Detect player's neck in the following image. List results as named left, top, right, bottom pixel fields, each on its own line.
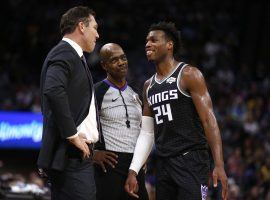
left=106, top=76, right=126, bottom=89
left=155, top=58, right=179, bottom=78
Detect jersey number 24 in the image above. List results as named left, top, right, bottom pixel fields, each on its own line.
left=153, top=104, right=173, bottom=124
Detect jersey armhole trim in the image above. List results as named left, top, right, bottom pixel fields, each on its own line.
left=146, top=76, right=154, bottom=105
left=177, top=64, right=191, bottom=98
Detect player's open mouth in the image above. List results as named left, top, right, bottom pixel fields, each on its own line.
left=146, top=50, right=154, bottom=56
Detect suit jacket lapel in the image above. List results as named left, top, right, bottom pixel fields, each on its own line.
left=81, top=56, right=94, bottom=86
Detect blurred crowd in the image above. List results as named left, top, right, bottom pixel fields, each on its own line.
left=0, top=0, right=269, bottom=199
left=0, top=170, right=50, bottom=200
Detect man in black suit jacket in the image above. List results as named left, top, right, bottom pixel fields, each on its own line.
left=38, top=6, right=100, bottom=200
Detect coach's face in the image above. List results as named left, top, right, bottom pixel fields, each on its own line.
left=82, top=15, right=99, bottom=53
left=145, top=30, right=170, bottom=62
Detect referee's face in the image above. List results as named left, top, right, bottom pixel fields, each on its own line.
left=105, top=48, right=128, bottom=81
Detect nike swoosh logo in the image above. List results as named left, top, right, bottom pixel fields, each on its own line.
left=112, top=97, right=119, bottom=102
left=183, top=151, right=189, bottom=156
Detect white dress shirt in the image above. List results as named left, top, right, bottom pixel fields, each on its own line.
left=62, top=37, right=99, bottom=143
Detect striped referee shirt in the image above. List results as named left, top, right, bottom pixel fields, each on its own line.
left=95, top=79, right=142, bottom=153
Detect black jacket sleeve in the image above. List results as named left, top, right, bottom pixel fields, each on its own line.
left=43, top=60, right=77, bottom=138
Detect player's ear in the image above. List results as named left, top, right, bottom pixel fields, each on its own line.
left=167, top=41, right=173, bottom=51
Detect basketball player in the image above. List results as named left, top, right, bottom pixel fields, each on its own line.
left=125, top=22, right=228, bottom=200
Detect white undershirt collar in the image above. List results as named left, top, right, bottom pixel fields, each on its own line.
left=62, top=37, right=83, bottom=57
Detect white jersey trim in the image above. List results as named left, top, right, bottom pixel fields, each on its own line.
left=177, top=64, right=191, bottom=98
left=146, top=76, right=154, bottom=105
left=154, top=62, right=183, bottom=84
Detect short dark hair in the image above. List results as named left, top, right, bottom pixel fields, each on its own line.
left=149, top=21, right=182, bottom=59
left=60, top=6, right=95, bottom=36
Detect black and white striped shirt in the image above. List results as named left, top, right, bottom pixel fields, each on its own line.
left=95, top=79, right=142, bottom=153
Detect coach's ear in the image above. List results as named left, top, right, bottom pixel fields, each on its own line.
left=78, top=21, right=85, bottom=34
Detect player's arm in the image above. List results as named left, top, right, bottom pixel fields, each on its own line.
left=129, top=79, right=154, bottom=174
left=181, top=66, right=228, bottom=200
left=125, top=79, right=155, bottom=198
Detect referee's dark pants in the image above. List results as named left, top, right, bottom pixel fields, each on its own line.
left=95, top=151, right=149, bottom=200
left=156, top=150, right=210, bottom=200
left=49, top=157, right=96, bottom=200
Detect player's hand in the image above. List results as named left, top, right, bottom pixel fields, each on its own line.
left=212, top=165, right=228, bottom=200
left=93, top=150, right=118, bottom=172
left=68, top=134, right=90, bottom=159
left=125, top=170, right=139, bottom=198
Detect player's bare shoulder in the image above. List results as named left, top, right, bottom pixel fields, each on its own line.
left=180, top=65, right=206, bottom=92
left=182, top=65, right=204, bottom=81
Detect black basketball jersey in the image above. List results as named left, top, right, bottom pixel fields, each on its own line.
left=147, top=62, right=207, bottom=157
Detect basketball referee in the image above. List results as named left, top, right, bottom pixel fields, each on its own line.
left=125, top=22, right=228, bottom=200
left=93, top=43, right=149, bottom=200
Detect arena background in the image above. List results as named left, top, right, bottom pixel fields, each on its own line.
left=0, top=0, right=269, bottom=199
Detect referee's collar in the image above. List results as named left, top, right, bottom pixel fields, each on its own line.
left=103, top=79, right=128, bottom=91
